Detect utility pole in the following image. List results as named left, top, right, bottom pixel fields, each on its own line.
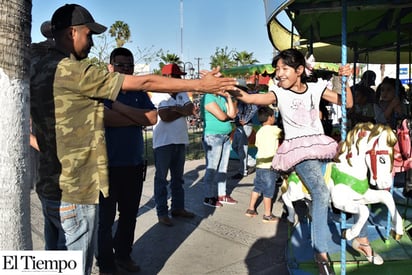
left=180, top=0, right=184, bottom=59
left=194, top=57, right=201, bottom=78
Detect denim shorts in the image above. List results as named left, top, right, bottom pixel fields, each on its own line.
left=253, top=168, right=277, bottom=198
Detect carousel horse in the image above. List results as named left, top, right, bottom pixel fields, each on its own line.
left=281, top=122, right=404, bottom=241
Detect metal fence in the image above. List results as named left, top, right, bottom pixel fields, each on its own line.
left=143, top=123, right=205, bottom=166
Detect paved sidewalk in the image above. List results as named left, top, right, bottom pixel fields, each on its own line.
left=31, top=159, right=289, bottom=275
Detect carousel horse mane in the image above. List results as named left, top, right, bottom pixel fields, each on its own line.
left=335, top=122, right=398, bottom=170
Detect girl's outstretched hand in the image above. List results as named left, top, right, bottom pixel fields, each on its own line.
left=339, top=64, right=352, bottom=77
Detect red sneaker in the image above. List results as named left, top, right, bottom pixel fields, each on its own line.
left=218, top=195, right=238, bottom=205
left=203, top=197, right=223, bottom=208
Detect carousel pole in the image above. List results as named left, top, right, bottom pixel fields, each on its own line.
left=385, top=15, right=403, bottom=241
left=340, top=1, right=348, bottom=274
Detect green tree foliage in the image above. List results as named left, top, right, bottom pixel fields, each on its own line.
left=156, top=53, right=183, bottom=75
left=234, top=51, right=259, bottom=66
left=209, top=47, right=236, bottom=69
left=109, top=20, right=131, bottom=48
left=159, top=53, right=182, bottom=66
left=90, top=21, right=161, bottom=72
left=210, top=47, right=259, bottom=69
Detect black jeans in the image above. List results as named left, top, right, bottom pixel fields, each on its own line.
left=96, top=164, right=144, bottom=272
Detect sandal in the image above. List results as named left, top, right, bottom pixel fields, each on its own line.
left=351, top=239, right=384, bottom=265
left=262, top=214, right=280, bottom=223
left=245, top=209, right=258, bottom=217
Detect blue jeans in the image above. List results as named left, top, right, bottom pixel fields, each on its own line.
left=202, top=134, right=231, bottom=197
left=253, top=168, right=276, bottom=198
left=295, top=159, right=331, bottom=254
left=39, top=195, right=98, bottom=275
left=96, top=165, right=143, bottom=273
left=154, top=144, right=186, bottom=217
left=355, top=213, right=368, bottom=238
left=232, top=124, right=255, bottom=175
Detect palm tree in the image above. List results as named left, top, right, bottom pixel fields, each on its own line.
left=0, top=0, right=32, bottom=249
left=234, top=51, right=259, bottom=66
left=159, top=53, right=182, bottom=65
left=158, top=53, right=182, bottom=73
left=109, top=20, right=131, bottom=48
left=209, top=47, right=236, bottom=69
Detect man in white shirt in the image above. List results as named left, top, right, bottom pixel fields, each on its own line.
left=151, top=64, right=196, bottom=226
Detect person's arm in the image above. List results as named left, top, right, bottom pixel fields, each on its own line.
left=30, top=133, right=40, bottom=151
left=159, top=102, right=195, bottom=122
left=122, top=67, right=237, bottom=94
left=29, top=118, right=40, bottom=151
left=104, top=107, right=138, bottom=127
left=224, top=93, right=237, bottom=120
left=322, top=84, right=353, bottom=108
left=104, top=100, right=158, bottom=127
left=322, top=64, right=353, bottom=108
left=229, top=90, right=276, bottom=105
left=205, top=96, right=235, bottom=122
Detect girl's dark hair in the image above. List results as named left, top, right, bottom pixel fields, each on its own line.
left=375, top=76, right=406, bottom=102
left=272, top=48, right=308, bottom=83
left=109, top=47, right=133, bottom=64
left=257, top=106, right=274, bottom=123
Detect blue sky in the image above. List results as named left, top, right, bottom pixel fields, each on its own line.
left=31, top=0, right=276, bottom=71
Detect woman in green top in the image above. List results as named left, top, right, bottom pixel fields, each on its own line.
left=200, top=93, right=238, bottom=207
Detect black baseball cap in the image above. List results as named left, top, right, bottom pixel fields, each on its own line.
left=51, top=4, right=107, bottom=34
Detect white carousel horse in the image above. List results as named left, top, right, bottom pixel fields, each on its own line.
left=281, top=122, right=403, bottom=241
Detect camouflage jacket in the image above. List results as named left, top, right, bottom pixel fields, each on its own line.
left=30, top=49, right=124, bottom=204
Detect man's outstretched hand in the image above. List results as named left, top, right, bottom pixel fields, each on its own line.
left=198, top=66, right=239, bottom=95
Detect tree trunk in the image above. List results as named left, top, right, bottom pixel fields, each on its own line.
left=0, top=0, right=33, bottom=249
